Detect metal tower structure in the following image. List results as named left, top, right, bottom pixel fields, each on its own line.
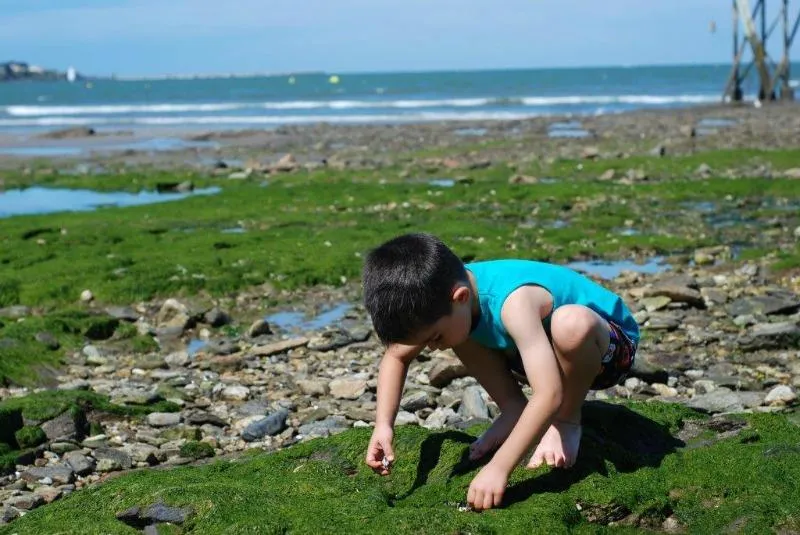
left=724, top=0, right=798, bottom=102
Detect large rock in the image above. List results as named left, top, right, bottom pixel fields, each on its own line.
left=458, top=386, right=490, bottom=420
left=242, top=409, right=289, bottom=441
left=156, top=299, right=193, bottom=332
left=41, top=410, right=86, bottom=441
left=738, top=322, right=800, bottom=351
left=427, top=357, right=468, bottom=388
left=20, top=465, right=75, bottom=485
left=684, top=388, right=764, bottom=414
left=643, top=284, right=704, bottom=308
left=727, top=292, right=800, bottom=317
left=329, top=377, right=368, bottom=400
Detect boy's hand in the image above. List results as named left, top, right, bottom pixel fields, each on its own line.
left=365, top=424, right=394, bottom=475
left=467, top=463, right=508, bottom=511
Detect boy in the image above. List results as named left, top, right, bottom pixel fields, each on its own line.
left=362, top=233, right=638, bottom=511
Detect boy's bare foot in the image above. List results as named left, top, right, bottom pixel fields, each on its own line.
left=469, top=407, right=523, bottom=461
left=527, top=420, right=582, bottom=469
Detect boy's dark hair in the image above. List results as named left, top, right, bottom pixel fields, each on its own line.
left=362, top=233, right=467, bottom=344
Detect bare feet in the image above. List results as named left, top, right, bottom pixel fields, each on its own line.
left=469, top=407, right=524, bottom=461
left=527, top=420, right=582, bottom=469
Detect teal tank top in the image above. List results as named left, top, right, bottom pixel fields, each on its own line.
left=466, top=259, right=640, bottom=351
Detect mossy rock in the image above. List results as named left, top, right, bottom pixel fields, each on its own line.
left=179, top=441, right=215, bottom=460
left=15, top=426, right=47, bottom=449
left=3, top=402, right=800, bottom=534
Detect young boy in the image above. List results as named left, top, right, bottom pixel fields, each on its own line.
left=362, top=233, right=638, bottom=511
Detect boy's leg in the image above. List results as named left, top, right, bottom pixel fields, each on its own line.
left=452, top=338, right=528, bottom=459
left=528, top=305, right=608, bottom=469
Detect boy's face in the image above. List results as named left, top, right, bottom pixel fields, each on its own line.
left=407, top=284, right=473, bottom=351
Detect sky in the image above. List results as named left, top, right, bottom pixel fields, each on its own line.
left=3, top=0, right=799, bottom=77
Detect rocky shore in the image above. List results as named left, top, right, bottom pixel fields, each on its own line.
left=1, top=253, right=798, bottom=525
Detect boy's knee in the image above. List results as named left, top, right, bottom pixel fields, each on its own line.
left=550, top=305, right=598, bottom=355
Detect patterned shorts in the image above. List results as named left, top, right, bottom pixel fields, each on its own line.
left=590, top=321, right=636, bottom=390
left=506, top=320, right=636, bottom=390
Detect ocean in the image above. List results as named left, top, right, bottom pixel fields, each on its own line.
left=0, top=64, right=796, bottom=134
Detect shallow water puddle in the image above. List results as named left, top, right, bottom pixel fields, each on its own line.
left=548, top=121, right=590, bottom=139
left=428, top=178, right=455, bottom=188
left=567, top=257, right=669, bottom=279
left=266, top=303, right=353, bottom=332
left=0, top=186, right=220, bottom=218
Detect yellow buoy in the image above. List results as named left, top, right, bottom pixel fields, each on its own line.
left=328, top=75, right=340, bottom=85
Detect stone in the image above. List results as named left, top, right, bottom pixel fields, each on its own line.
left=400, top=391, right=435, bottom=412
left=764, top=385, right=797, bottom=406
left=297, top=379, right=329, bottom=397
left=0, top=505, right=20, bottom=524
left=727, top=293, right=800, bottom=317
left=80, top=290, right=94, bottom=302
left=64, top=451, right=95, bottom=476
left=82, top=434, right=108, bottom=448
left=298, top=416, right=350, bottom=438
left=640, top=296, right=672, bottom=312
left=329, top=377, right=368, bottom=400
left=33, top=486, right=62, bottom=504
left=423, top=407, right=459, bottom=429
left=123, top=443, right=163, bottom=464
left=644, top=313, right=681, bottom=331
left=0, top=305, right=30, bottom=318
left=242, top=409, right=289, bottom=441
left=308, top=327, right=354, bottom=351
left=6, top=493, right=44, bottom=510
left=246, top=319, right=272, bottom=338
left=198, top=307, right=228, bottom=327
left=739, top=322, right=800, bottom=351
left=20, top=465, right=75, bottom=485
left=146, top=413, right=181, bottom=427
left=165, top=351, right=190, bottom=367
left=156, top=298, right=193, bottom=331
left=34, top=331, right=60, bottom=350
left=581, top=146, right=600, bottom=159
left=184, top=412, right=228, bottom=427
left=105, top=306, right=139, bottom=322
left=395, top=411, right=418, bottom=426
left=428, top=357, right=468, bottom=388
left=643, top=285, right=704, bottom=308
left=685, top=388, right=764, bottom=414
left=220, top=385, right=250, bottom=401
left=142, top=502, right=193, bottom=524
left=458, top=386, right=490, bottom=420
left=94, top=448, right=134, bottom=470
left=42, top=411, right=84, bottom=441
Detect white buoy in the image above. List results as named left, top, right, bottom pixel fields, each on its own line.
left=66, top=66, right=77, bottom=83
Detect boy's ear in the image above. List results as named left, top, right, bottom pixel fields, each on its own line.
left=452, top=285, right=470, bottom=304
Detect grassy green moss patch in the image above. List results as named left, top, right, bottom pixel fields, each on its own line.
left=3, top=401, right=800, bottom=534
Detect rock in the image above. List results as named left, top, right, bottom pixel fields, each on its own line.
left=80, top=290, right=94, bottom=302
left=20, top=465, right=75, bottom=485
left=242, top=409, right=289, bottom=441
left=0, top=305, right=30, bottom=318
left=142, top=502, right=193, bottom=524
left=329, top=377, right=368, bottom=400
left=640, top=296, right=672, bottom=312
left=423, top=407, right=459, bottom=429
left=783, top=168, right=800, bottom=179
left=695, top=163, right=712, bottom=177
left=643, top=285, right=704, bottom=308
left=57, top=379, right=90, bottom=391
left=82, top=434, right=108, bottom=448
left=581, top=146, right=600, bottom=159
left=599, top=169, right=616, bottom=181
left=165, top=351, right=191, bottom=367
left=395, top=411, right=418, bottom=426
left=147, top=413, right=181, bottom=427
left=5, top=493, right=44, bottom=511
left=644, top=313, right=681, bottom=331
left=0, top=505, right=19, bottom=524
left=33, top=486, right=63, bottom=504
left=684, top=388, right=763, bottom=414
left=649, top=145, right=666, bottom=157
left=297, top=379, right=329, bottom=397
left=205, top=339, right=240, bottom=356
left=739, top=322, right=800, bottom=351
left=123, top=443, right=163, bottom=464
left=203, top=307, right=231, bottom=327
left=184, top=412, right=228, bottom=427
left=308, top=327, right=355, bottom=351
left=272, top=153, right=298, bottom=172
left=250, top=337, right=308, bottom=357
left=111, top=388, right=161, bottom=405
left=34, top=331, right=60, bottom=350
left=83, top=345, right=107, bottom=366
left=428, top=357, right=468, bottom=388
left=64, top=451, right=95, bottom=476
left=508, top=174, right=538, bottom=184
left=727, top=293, right=800, bottom=317
left=156, top=299, right=193, bottom=332
left=220, top=385, right=250, bottom=401
left=298, top=416, right=349, bottom=438
left=42, top=411, right=85, bottom=441
left=458, top=386, right=490, bottom=419
left=764, top=385, right=797, bottom=406
left=93, top=448, right=133, bottom=470
left=400, top=391, right=435, bottom=412
left=245, top=318, right=272, bottom=338
left=105, top=306, right=139, bottom=322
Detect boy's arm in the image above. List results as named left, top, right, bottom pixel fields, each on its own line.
left=374, top=343, right=422, bottom=428
left=485, top=286, right=564, bottom=474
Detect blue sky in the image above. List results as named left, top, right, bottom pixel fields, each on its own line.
left=3, top=0, right=799, bottom=76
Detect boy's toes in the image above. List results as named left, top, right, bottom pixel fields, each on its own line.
left=527, top=451, right=544, bottom=469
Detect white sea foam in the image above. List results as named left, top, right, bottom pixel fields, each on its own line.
left=3, top=94, right=720, bottom=117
